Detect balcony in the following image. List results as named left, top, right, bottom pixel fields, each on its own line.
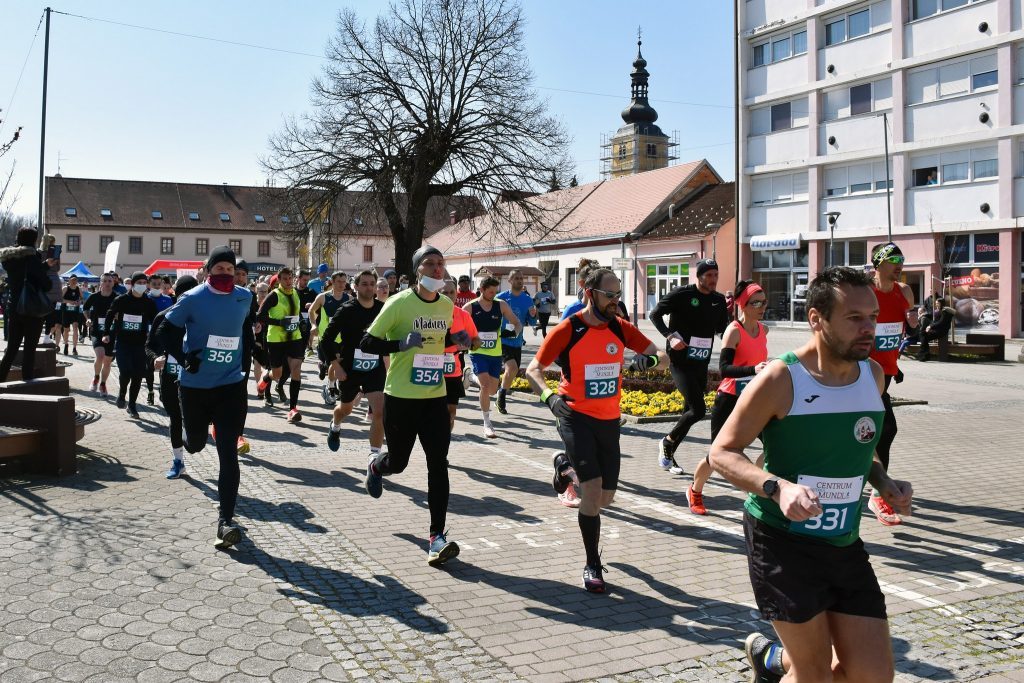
left=904, top=1, right=996, bottom=59
left=906, top=180, right=999, bottom=226
left=907, top=91, right=996, bottom=142
left=820, top=193, right=891, bottom=231
left=747, top=128, right=810, bottom=168
left=817, top=31, right=892, bottom=81
left=747, top=56, right=808, bottom=99
left=747, top=201, right=809, bottom=237
left=819, top=114, right=888, bottom=157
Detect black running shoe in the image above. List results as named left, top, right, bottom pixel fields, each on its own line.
left=276, top=383, right=286, bottom=402
left=582, top=564, right=606, bottom=593
left=327, top=428, right=341, bottom=452
left=318, top=361, right=327, bottom=380
left=496, top=391, right=508, bottom=415
left=126, top=404, right=140, bottom=419
left=147, top=390, right=155, bottom=405
left=63, top=343, right=69, bottom=355
left=551, top=451, right=575, bottom=494
left=215, top=520, right=243, bottom=550
left=115, top=396, right=127, bottom=409
left=365, top=458, right=383, bottom=498
left=744, top=633, right=783, bottom=683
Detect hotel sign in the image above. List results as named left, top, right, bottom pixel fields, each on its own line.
left=750, top=233, right=801, bottom=251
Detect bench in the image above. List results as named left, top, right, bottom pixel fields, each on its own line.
left=904, top=335, right=1002, bottom=362
left=0, top=376, right=70, bottom=397
left=5, top=347, right=59, bottom=382
left=0, top=394, right=77, bottom=476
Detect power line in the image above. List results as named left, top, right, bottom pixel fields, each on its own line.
left=0, top=12, right=45, bottom=140
left=52, top=10, right=733, bottom=111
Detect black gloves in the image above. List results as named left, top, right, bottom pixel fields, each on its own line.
left=183, top=349, right=203, bottom=374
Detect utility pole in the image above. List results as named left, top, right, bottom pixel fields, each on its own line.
left=883, top=112, right=892, bottom=242
left=37, top=7, right=52, bottom=236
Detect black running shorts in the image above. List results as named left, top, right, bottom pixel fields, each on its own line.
left=743, top=513, right=887, bottom=624
left=555, top=410, right=620, bottom=490
left=337, top=367, right=385, bottom=404
left=501, top=346, right=523, bottom=368
left=91, top=336, right=113, bottom=356
left=445, top=376, right=464, bottom=405
left=268, top=340, right=306, bottom=368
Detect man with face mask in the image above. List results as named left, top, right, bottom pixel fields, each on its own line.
left=650, top=259, right=730, bottom=475
left=143, top=275, right=175, bottom=404
left=103, top=272, right=158, bottom=418
left=83, top=272, right=118, bottom=394
left=359, top=245, right=471, bottom=567
left=256, top=267, right=307, bottom=422
left=157, top=246, right=254, bottom=549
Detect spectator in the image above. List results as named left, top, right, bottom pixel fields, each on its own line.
left=898, top=306, right=924, bottom=355
left=916, top=297, right=956, bottom=361
left=532, top=281, right=557, bottom=337
left=0, top=227, right=56, bottom=382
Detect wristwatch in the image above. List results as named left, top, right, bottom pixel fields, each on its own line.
left=762, top=478, right=780, bottom=500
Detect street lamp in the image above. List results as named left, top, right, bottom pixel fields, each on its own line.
left=706, top=223, right=722, bottom=260
left=823, top=212, right=841, bottom=266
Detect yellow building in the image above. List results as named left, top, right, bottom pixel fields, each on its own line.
left=601, top=38, right=677, bottom=179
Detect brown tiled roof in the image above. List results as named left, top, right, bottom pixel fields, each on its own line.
left=643, top=182, right=735, bottom=239
left=473, top=265, right=546, bottom=277
left=45, top=176, right=481, bottom=236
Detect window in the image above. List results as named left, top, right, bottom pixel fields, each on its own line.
left=287, top=242, right=298, bottom=258
left=160, top=237, right=174, bottom=255
left=913, top=0, right=982, bottom=20
left=64, top=207, right=77, bottom=217
left=188, top=211, right=200, bottom=221
left=617, top=144, right=627, bottom=159
left=254, top=214, right=266, bottom=223
left=823, top=78, right=891, bottom=120
left=196, top=238, right=209, bottom=256
left=828, top=240, right=869, bottom=267
left=847, top=9, right=870, bottom=39
left=752, top=43, right=768, bottom=67
left=914, top=167, right=939, bottom=186
left=908, top=52, right=998, bottom=104
left=646, top=142, right=657, bottom=157
left=66, top=235, right=81, bottom=253
left=913, top=146, right=997, bottom=185
left=281, top=215, right=291, bottom=224
left=129, top=236, right=143, bottom=254
left=942, top=162, right=969, bottom=182
left=752, top=28, right=808, bottom=68
left=974, top=158, right=997, bottom=179
left=825, top=19, right=846, bottom=46
left=151, top=210, right=163, bottom=220
left=100, top=235, right=114, bottom=252
left=565, top=268, right=577, bottom=295
left=99, top=208, right=112, bottom=219
left=793, top=31, right=807, bottom=56
left=363, top=244, right=373, bottom=262
left=771, top=102, right=791, bottom=132
left=772, top=37, right=790, bottom=63
left=258, top=240, right=271, bottom=257
left=219, top=212, right=231, bottom=222
left=824, top=3, right=889, bottom=46
left=824, top=160, right=893, bottom=196
left=850, top=83, right=872, bottom=116
left=751, top=172, right=809, bottom=206
left=229, top=239, right=242, bottom=255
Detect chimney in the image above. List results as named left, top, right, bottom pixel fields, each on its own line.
left=449, top=210, right=458, bottom=225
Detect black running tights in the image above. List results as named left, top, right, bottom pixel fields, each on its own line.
left=180, top=380, right=247, bottom=522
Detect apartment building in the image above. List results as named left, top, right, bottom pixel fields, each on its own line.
left=737, top=0, right=1023, bottom=337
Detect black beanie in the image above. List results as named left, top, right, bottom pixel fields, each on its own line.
left=411, top=244, right=442, bottom=272
left=235, top=259, right=249, bottom=273
left=206, top=245, right=236, bottom=271
left=174, top=275, right=198, bottom=298
left=696, top=259, right=719, bottom=278
left=130, top=271, right=148, bottom=284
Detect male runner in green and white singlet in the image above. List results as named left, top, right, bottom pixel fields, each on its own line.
left=710, top=267, right=913, bottom=683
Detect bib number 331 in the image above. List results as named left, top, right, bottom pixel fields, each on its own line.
left=791, top=474, right=864, bottom=538
left=411, top=354, right=443, bottom=386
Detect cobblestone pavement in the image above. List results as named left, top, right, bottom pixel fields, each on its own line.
left=0, top=332, right=1022, bottom=682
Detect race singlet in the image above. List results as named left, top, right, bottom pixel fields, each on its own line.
left=122, top=314, right=143, bottom=332
left=352, top=348, right=380, bottom=372
left=790, top=474, right=864, bottom=538
left=410, top=354, right=443, bottom=386
left=584, top=363, right=620, bottom=398
left=874, top=322, right=902, bottom=351
left=687, top=336, right=713, bottom=361
left=205, top=335, right=239, bottom=365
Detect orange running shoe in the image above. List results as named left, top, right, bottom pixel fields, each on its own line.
left=686, top=485, right=707, bottom=515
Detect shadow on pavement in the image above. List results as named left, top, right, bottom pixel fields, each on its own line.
left=183, top=476, right=327, bottom=534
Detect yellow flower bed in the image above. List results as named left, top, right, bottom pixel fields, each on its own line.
left=508, top=377, right=716, bottom=417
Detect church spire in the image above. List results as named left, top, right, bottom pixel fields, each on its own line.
left=622, top=28, right=658, bottom=125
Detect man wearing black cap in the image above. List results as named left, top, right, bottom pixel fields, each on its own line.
left=157, top=246, right=254, bottom=549
left=359, top=245, right=471, bottom=567
left=650, top=258, right=730, bottom=474
left=103, top=271, right=159, bottom=418
left=233, top=260, right=255, bottom=455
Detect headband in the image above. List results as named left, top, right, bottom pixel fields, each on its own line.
left=872, top=242, right=903, bottom=266
left=735, top=283, right=764, bottom=309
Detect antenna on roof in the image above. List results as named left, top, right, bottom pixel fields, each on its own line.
left=57, top=150, right=67, bottom=175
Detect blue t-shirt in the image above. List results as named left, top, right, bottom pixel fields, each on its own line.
left=113, top=284, right=128, bottom=296
left=308, top=277, right=327, bottom=294
left=495, top=290, right=534, bottom=348
left=560, top=299, right=584, bottom=320
left=149, top=292, right=174, bottom=312
left=165, top=284, right=252, bottom=389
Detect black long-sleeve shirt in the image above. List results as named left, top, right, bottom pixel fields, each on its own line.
left=82, top=291, right=116, bottom=335
left=103, top=293, right=157, bottom=346
left=321, top=298, right=384, bottom=371
left=649, top=284, right=730, bottom=358
left=0, top=246, right=52, bottom=305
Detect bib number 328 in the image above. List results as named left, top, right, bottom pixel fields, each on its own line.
left=584, top=363, right=620, bottom=398
left=411, top=354, right=443, bottom=386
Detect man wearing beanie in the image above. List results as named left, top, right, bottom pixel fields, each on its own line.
left=649, top=258, right=730, bottom=475
left=360, top=245, right=471, bottom=567
left=102, top=271, right=158, bottom=418
left=867, top=241, right=915, bottom=527
left=157, top=246, right=254, bottom=549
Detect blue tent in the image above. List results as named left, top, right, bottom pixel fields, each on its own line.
left=60, top=261, right=100, bottom=282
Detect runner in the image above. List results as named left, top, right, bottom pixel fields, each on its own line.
left=375, top=277, right=390, bottom=303
left=533, top=281, right=557, bottom=337
left=464, top=276, right=520, bottom=438
left=360, top=245, right=470, bottom=566
left=60, top=275, right=84, bottom=355
left=454, top=275, right=476, bottom=308
left=82, top=272, right=117, bottom=394
left=495, top=270, right=535, bottom=415
left=687, top=280, right=769, bottom=515
left=441, top=279, right=480, bottom=429
left=383, top=269, right=398, bottom=296
left=233, top=260, right=255, bottom=456
left=309, top=271, right=350, bottom=403
left=251, top=281, right=271, bottom=399
left=708, top=266, right=913, bottom=683
left=650, top=259, right=729, bottom=474
left=868, top=242, right=914, bottom=527
left=296, top=269, right=317, bottom=358
left=144, top=274, right=175, bottom=405
left=308, top=263, right=330, bottom=294
left=321, top=270, right=385, bottom=456
left=525, top=267, right=660, bottom=592
left=255, top=267, right=306, bottom=422
left=146, top=275, right=199, bottom=479
left=102, top=272, right=158, bottom=418
left=157, top=247, right=252, bottom=549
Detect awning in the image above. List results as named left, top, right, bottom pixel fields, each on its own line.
left=750, top=233, right=801, bottom=251
left=144, top=260, right=205, bottom=276
left=473, top=266, right=546, bottom=278
left=638, top=252, right=698, bottom=262
left=60, top=261, right=100, bottom=282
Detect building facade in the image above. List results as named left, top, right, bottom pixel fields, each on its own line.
left=737, top=0, right=1023, bottom=336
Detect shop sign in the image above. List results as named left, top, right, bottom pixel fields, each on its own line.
left=750, top=233, right=800, bottom=251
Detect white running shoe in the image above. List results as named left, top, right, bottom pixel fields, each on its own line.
left=558, top=484, right=581, bottom=508
left=482, top=417, right=496, bottom=439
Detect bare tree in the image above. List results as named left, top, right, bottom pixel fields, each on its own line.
left=264, top=0, right=572, bottom=276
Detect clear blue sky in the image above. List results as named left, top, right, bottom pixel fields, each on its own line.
left=0, top=1, right=734, bottom=219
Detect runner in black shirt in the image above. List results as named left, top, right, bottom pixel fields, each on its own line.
left=649, top=259, right=730, bottom=474
left=83, top=272, right=117, bottom=394
left=320, top=270, right=385, bottom=458
left=103, top=272, right=158, bottom=418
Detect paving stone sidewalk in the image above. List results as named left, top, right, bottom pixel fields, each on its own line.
left=0, top=341, right=1022, bottom=682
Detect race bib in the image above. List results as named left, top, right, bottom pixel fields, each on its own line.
left=790, top=474, right=864, bottom=538
left=165, top=355, right=181, bottom=378
left=122, top=314, right=143, bottom=332
left=584, top=363, right=620, bottom=398
left=479, top=331, right=498, bottom=350
left=284, top=316, right=299, bottom=332
left=736, top=378, right=751, bottom=395
left=410, top=353, right=443, bottom=386
left=687, top=336, right=713, bottom=361
left=301, top=312, right=310, bottom=320
left=205, top=335, right=240, bottom=365
left=505, top=322, right=516, bottom=332
left=443, top=353, right=456, bottom=375
left=54, top=302, right=62, bottom=311
left=874, top=322, right=902, bottom=351
left=352, top=348, right=380, bottom=372
left=96, top=317, right=106, bottom=330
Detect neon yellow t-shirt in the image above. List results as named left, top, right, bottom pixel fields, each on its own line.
left=366, top=288, right=453, bottom=399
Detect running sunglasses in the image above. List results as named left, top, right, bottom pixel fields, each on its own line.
left=882, top=255, right=905, bottom=265
left=747, top=300, right=767, bottom=308
left=590, top=288, right=622, bottom=300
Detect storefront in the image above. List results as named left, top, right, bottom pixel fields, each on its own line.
left=939, top=232, right=1001, bottom=332
left=750, top=233, right=809, bottom=322
left=644, top=262, right=690, bottom=311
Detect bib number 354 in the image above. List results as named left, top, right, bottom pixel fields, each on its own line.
left=411, top=354, right=443, bottom=386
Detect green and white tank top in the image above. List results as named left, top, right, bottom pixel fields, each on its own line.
left=744, top=351, right=884, bottom=547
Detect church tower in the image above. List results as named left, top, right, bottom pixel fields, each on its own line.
left=601, top=34, right=677, bottom=179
